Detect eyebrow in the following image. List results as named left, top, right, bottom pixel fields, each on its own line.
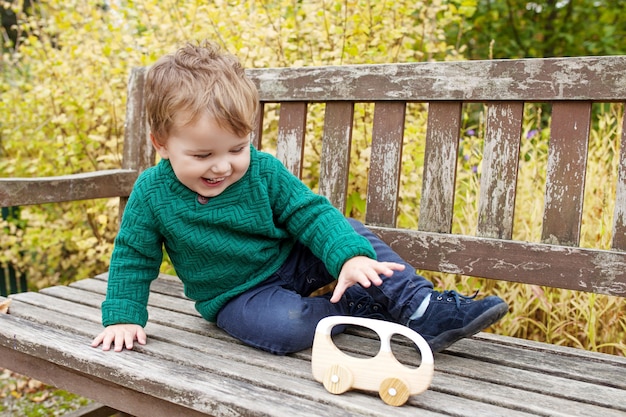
left=188, top=140, right=249, bottom=153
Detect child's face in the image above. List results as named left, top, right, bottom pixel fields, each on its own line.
left=152, top=113, right=251, bottom=198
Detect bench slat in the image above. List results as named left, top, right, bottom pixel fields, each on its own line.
left=541, top=102, right=592, bottom=246
left=370, top=227, right=626, bottom=296
left=613, top=108, right=626, bottom=250
left=122, top=67, right=153, bottom=173
left=120, top=67, right=154, bottom=216
left=331, top=331, right=626, bottom=416
left=477, top=102, right=524, bottom=239
left=419, top=102, right=462, bottom=232
left=0, top=170, right=137, bottom=207
left=276, top=102, right=307, bottom=177
left=247, top=56, right=626, bottom=102
left=1, top=315, right=371, bottom=417
left=319, top=102, right=354, bottom=211
left=366, top=102, right=406, bottom=226
left=5, top=292, right=440, bottom=417
left=8, top=277, right=625, bottom=416
left=251, top=102, right=265, bottom=149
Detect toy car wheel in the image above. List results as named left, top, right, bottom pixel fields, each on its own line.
left=323, top=364, right=353, bottom=395
left=379, top=377, right=410, bottom=406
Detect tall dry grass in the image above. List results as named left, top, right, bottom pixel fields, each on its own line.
left=433, top=103, right=626, bottom=356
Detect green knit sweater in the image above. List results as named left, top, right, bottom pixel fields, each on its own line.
left=101, top=145, right=376, bottom=326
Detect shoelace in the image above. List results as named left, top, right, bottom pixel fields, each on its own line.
left=347, top=295, right=388, bottom=320
left=436, top=289, right=479, bottom=308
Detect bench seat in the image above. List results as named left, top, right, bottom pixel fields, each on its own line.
left=1, top=273, right=624, bottom=416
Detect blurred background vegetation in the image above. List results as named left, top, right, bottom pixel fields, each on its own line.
left=1, top=0, right=624, bottom=367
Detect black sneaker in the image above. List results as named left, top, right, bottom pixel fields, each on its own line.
left=408, top=290, right=508, bottom=353
left=344, top=285, right=394, bottom=322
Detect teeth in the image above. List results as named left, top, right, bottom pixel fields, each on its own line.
left=205, top=177, right=224, bottom=183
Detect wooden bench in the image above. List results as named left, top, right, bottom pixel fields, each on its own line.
left=1, top=55, right=625, bottom=416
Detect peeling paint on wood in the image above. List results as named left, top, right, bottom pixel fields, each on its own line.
left=247, top=56, right=626, bottom=102
left=612, top=110, right=626, bottom=250
left=0, top=170, right=138, bottom=207
left=276, top=102, right=307, bottom=177
left=542, top=102, right=591, bottom=246
left=419, top=102, right=462, bottom=233
left=477, top=102, right=523, bottom=239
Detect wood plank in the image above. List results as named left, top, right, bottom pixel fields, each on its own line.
left=247, top=56, right=626, bottom=102
left=0, top=170, right=137, bottom=207
left=307, top=331, right=626, bottom=416
left=13, top=288, right=620, bottom=417
left=43, top=280, right=198, bottom=317
left=613, top=105, right=626, bottom=250
left=276, top=102, right=307, bottom=177
left=10, top=279, right=626, bottom=416
left=339, top=326, right=626, bottom=395
left=250, top=102, right=265, bottom=149
left=5, top=295, right=443, bottom=416
left=468, top=333, right=626, bottom=387
left=418, top=102, right=462, bottom=233
left=542, top=102, right=592, bottom=246
left=477, top=102, right=523, bottom=239
left=69, top=277, right=626, bottom=390
left=0, top=343, right=209, bottom=417
left=365, top=102, right=406, bottom=226
left=369, top=227, right=626, bottom=297
left=120, top=66, right=154, bottom=217
left=0, top=315, right=367, bottom=417
left=318, top=102, right=354, bottom=212
left=122, top=67, right=154, bottom=174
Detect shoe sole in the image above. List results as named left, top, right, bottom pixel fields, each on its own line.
left=428, top=301, right=509, bottom=353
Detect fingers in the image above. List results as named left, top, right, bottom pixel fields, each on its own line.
left=90, top=333, right=105, bottom=348
left=331, top=259, right=406, bottom=304
left=136, top=328, right=147, bottom=346
left=330, top=280, right=349, bottom=303
left=91, top=325, right=146, bottom=352
left=378, top=261, right=405, bottom=277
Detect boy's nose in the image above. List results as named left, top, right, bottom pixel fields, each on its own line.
left=211, top=160, right=231, bottom=175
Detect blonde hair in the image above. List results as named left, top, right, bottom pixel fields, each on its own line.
left=145, top=41, right=259, bottom=143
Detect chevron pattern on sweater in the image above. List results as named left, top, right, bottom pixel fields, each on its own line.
left=102, top=145, right=375, bottom=326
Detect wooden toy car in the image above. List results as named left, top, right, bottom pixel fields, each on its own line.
left=311, top=316, right=434, bottom=406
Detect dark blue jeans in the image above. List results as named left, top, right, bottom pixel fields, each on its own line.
left=216, top=218, right=433, bottom=354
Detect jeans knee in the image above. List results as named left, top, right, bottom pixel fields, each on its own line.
left=218, top=304, right=317, bottom=355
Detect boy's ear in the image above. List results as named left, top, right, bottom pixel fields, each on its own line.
left=150, top=133, right=169, bottom=159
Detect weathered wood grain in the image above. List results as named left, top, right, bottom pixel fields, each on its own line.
left=477, top=102, right=524, bottom=239
left=319, top=102, right=354, bottom=212
left=3, top=277, right=624, bottom=417
left=247, top=56, right=626, bottom=102
left=0, top=170, right=137, bottom=207
left=366, top=102, right=406, bottom=226
left=119, top=67, right=154, bottom=217
left=613, top=107, right=626, bottom=250
left=542, top=102, right=592, bottom=246
left=276, top=102, right=307, bottom=177
left=370, top=226, right=626, bottom=297
left=418, top=102, right=462, bottom=233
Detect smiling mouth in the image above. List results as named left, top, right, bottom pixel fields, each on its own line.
left=203, top=177, right=225, bottom=184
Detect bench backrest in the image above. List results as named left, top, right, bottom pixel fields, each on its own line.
left=1, top=56, right=625, bottom=297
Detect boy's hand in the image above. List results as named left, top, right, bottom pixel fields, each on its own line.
left=330, top=256, right=405, bottom=303
left=91, top=324, right=147, bottom=352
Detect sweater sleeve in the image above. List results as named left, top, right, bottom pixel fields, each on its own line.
left=263, top=155, right=376, bottom=277
left=101, top=174, right=164, bottom=327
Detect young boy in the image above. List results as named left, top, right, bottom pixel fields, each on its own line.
left=91, top=41, right=508, bottom=355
